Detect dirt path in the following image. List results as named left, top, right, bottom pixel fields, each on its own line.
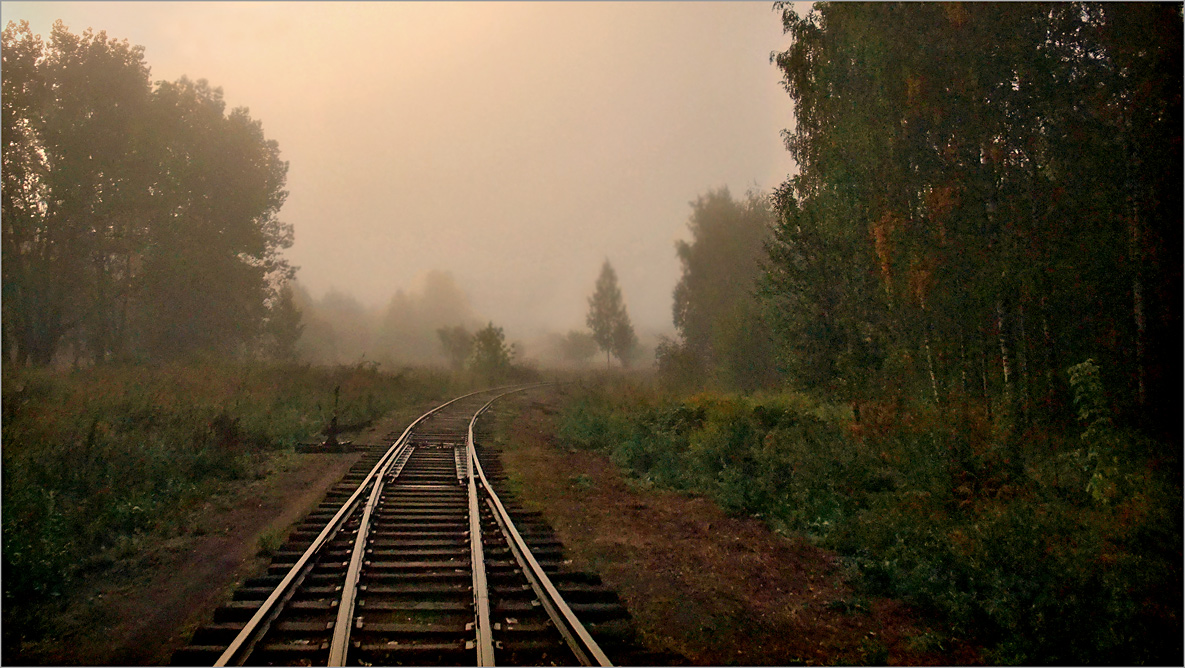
left=13, top=406, right=431, bottom=666
left=496, top=396, right=983, bottom=666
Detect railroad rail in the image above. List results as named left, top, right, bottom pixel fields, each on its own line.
left=173, top=386, right=659, bottom=666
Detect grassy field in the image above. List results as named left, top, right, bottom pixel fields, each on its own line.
left=1, top=361, right=455, bottom=646
left=557, top=378, right=1182, bottom=665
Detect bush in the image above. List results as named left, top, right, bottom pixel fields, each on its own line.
left=556, top=379, right=1182, bottom=664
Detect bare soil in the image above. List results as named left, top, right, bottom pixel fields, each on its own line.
left=10, top=406, right=431, bottom=666
left=496, top=396, right=985, bottom=666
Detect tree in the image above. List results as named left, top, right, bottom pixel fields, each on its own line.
left=263, top=283, right=303, bottom=361
left=586, top=260, right=637, bottom=368
left=468, top=322, right=513, bottom=385
left=1, top=21, right=292, bottom=365
left=670, top=187, right=779, bottom=391
left=136, top=76, right=292, bottom=359
left=558, top=330, right=598, bottom=366
left=376, top=270, right=476, bottom=363
left=766, top=2, right=1181, bottom=436
left=2, top=20, right=154, bottom=364
left=437, top=325, right=473, bottom=371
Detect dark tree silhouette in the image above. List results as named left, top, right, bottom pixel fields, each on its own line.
left=586, top=260, right=637, bottom=368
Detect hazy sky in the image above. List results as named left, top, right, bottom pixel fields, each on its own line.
left=2, top=1, right=799, bottom=339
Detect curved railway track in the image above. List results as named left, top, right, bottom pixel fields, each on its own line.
left=173, top=386, right=665, bottom=666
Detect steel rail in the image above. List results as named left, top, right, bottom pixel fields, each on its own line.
left=326, top=443, right=416, bottom=665
left=466, top=386, right=549, bottom=663
left=467, top=386, right=547, bottom=666
left=466, top=386, right=612, bottom=667
left=468, top=435, right=496, bottom=666
left=215, top=387, right=503, bottom=667
left=324, top=387, right=521, bottom=666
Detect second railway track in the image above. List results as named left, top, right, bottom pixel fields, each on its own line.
left=173, top=386, right=667, bottom=666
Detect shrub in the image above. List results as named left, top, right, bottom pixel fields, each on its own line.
left=556, top=379, right=1182, bottom=664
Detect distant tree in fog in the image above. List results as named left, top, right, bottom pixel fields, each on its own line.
left=376, top=270, right=477, bottom=364
left=436, top=325, right=473, bottom=371
left=664, top=188, right=779, bottom=392
left=264, top=283, right=304, bottom=361
left=559, top=330, right=598, bottom=366
left=468, top=322, right=513, bottom=385
left=586, top=260, right=637, bottom=368
left=312, top=290, right=374, bottom=363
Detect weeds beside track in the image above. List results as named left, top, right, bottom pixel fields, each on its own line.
left=1, top=361, right=454, bottom=655
left=557, top=379, right=1182, bottom=665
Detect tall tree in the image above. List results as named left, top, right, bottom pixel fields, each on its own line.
left=137, top=76, right=291, bottom=359
left=670, top=187, right=779, bottom=391
left=586, top=260, right=636, bottom=368
left=2, top=20, right=154, bottom=364
left=1, top=21, right=292, bottom=365
left=767, top=2, right=1181, bottom=435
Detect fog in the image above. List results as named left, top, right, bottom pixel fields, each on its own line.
left=3, top=1, right=799, bottom=358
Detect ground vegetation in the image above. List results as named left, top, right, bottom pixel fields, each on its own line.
left=558, top=376, right=1180, bottom=664
left=1, top=361, right=454, bottom=653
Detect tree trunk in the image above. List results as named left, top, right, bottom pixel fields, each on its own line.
left=1040, top=295, right=1055, bottom=410
left=996, top=298, right=1013, bottom=407
left=923, top=323, right=941, bottom=407
left=981, top=335, right=992, bottom=421
left=959, top=328, right=969, bottom=397
left=1016, top=298, right=1030, bottom=424
left=1130, top=217, right=1147, bottom=407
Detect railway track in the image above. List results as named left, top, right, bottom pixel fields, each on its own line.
left=173, top=386, right=666, bottom=666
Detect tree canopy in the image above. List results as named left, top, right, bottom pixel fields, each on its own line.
left=2, top=20, right=293, bottom=365
left=765, top=2, right=1181, bottom=435
left=468, top=322, right=513, bottom=385
left=558, top=330, right=598, bottom=366
left=586, top=260, right=637, bottom=368
left=436, top=325, right=473, bottom=371
left=666, top=187, right=779, bottom=392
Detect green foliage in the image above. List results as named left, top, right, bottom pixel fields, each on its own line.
left=256, top=527, right=285, bottom=557
left=765, top=2, right=1182, bottom=436
left=557, top=330, right=598, bottom=366
left=0, top=361, right=451, bottom=639
left=264, top=283, right=304, bottom=361
left=669, top=188, right=780, bottom=392
left=1, top=20, right=292, bottom=365
left=585, top=260, right=637, bottom=368
left=1067, top=359, right=1108, bottom=427
left=558, top=381, right=1181, bottom=664
left=653, top=336, right=704, bottom=393
left=467, top=322, right=513, bottom=385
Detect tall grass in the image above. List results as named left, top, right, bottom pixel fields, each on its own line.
left=557, top=377, right=1182, bottom=665
left=1, top=361, right=453, bottom=640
